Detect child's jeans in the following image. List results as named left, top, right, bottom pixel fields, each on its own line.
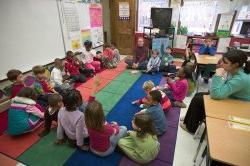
left=91, top=126, right=127, bottom=157
left=86, top=61, right=101, bottom=72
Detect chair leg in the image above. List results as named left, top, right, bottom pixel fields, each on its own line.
left=193, top=127, right=206, bottom=162
left=198, top=146, right=207, bottom=166
left=194, top=121, right=204, bottom=139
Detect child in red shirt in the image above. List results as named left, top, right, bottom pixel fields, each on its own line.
left=6, top=69, right=25, bottom=98
left=85, top=101, right=127, bottom=156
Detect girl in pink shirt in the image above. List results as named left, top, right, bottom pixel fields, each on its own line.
left=165, top=66, right=191, bottom=108
left=85, top=101, right=127, bottom=156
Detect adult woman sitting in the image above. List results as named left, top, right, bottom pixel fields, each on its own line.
left=180, top=50, right=250, bottom=134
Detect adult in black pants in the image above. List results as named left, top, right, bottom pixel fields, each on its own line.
left=180, top=50, right=250, bottom=134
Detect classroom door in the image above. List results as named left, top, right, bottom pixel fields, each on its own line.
left=109, top=0, right=136, bottom=55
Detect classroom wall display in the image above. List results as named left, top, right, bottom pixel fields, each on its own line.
left=217, top=37, right=231, bottom=53
left=174, top=35, right=187, bottom=49
left=59, top=0, right=103, bottom=51
left=89, top=4, right=103, bottom=28
left=152, top=38, right=169, bottom=57
left=119, top=2, right=130, bottom=20
left=91, top=27, right=104, bottom=48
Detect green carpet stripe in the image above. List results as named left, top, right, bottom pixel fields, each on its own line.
left=18, top=130, right=75, bottom=166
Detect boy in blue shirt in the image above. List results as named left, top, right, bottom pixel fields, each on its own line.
left=136, top=90, right=167, bottom=136
left=198, top=38, right=217, bottom=83
left=199, top=38, right=216, bottom=55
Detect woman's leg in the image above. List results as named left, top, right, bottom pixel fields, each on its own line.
left=183, top=92, right=208, bottom=133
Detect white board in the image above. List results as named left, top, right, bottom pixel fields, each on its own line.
left=0, top=0, right=65, bottom=80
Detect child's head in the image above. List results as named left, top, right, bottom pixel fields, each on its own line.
left=63, top=89, right=82, bottom=112
left=147, top=90, right=162, bottom=105
left=166, top=47, right=172, bottom=54
left=204, top=38, right=212, bottom=46
left=110, top=42, right=116, bottom=49
left=84, top=40, right=92, bottom=51
left=137, top=37, right=144, bottom=47
left=143, top=80, right=155, bottom=93
left=85, top=100, right=105, bottom=131
left=104, top=43, right=111, bottom=49
left=54, top=58, right=63, bottom=70
left=132, top=114, right=157, bottom=137
left=66, top=51, right=74, bottom=59
left=151, top=50, right=159, bottom=58
left=7, top=69, right=23, bottom=83
left=32, top=65, right=46, bottom=80
left=17, top=87, right=37, bottom=101
left=177, top=66, right=192, bottom=80
left=48, top=93, right=63, bottom=110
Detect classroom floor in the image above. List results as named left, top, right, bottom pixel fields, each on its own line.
left=0, top=57, right=211, bottom=166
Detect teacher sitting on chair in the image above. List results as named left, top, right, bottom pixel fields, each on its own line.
left=180, top=50, right=250, bottom=134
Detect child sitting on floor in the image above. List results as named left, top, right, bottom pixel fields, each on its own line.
left=110, top=42, right=120, bottom=63
left=118, top=114, right=160, bottom=164
left=39, top=93, right=63, bottom=137
left=7, top=87, right=44, bottom=135
left=64, top=51, right=89, bottom=83
left=50, top=58, right=71, bottom=93
left=6, top=69, right=25, bottom=98
left=55, top=75, right=100, bottom=150
left=102, top=44, right=117, bottom=69
left=136, top=90, right=167, bottom=136
left=85, top=101, right=127, bottom=156
left=164, top=66, right=191, bottom=108
left=132, top=80, right=171, bottom=111
left=81, top=40, right=101, bottom=73
left=160, top=47, right=175, bottom=72
left=143, top=50, right=161, bottom=75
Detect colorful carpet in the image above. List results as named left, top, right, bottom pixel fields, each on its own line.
left=0, top=64, right=180, bottom=166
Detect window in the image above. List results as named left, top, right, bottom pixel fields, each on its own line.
left=180, top=0, right=217, bottom=34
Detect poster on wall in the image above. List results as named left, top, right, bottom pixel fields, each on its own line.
left=81, top=29, right=91, bottom=44
left=119, top=2, right=130, bottom=20
left=152, top=38, right=169, bottom=57
left=89, top=4, right=103, bottom=28
left=91, top=27, right=104, bottom=48
left=77, top=3, right=90, bottom=29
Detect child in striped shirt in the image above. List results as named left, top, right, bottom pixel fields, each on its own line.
left=143, top=50, right=161, bottom=75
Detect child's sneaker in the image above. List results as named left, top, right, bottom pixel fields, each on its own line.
left=139, top=104, right=144, bottom=108
left=132, top=100, right=139, bottom=105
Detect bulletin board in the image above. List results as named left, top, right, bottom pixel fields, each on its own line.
left=59, top=0, right=104, bottom=51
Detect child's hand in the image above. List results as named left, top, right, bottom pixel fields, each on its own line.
left=93, top=75, right=101, bottom=86
left=166, top=77, right=173, bottom=83
left=79, top=145, right=89, bottom=151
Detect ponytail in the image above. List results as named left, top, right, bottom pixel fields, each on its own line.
left=244, top=60, right=250, bottom=74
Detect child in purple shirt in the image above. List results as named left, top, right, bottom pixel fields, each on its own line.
left=55, top=76, right=100, bottom=150
left=164, top=66, right=191, bottom=108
